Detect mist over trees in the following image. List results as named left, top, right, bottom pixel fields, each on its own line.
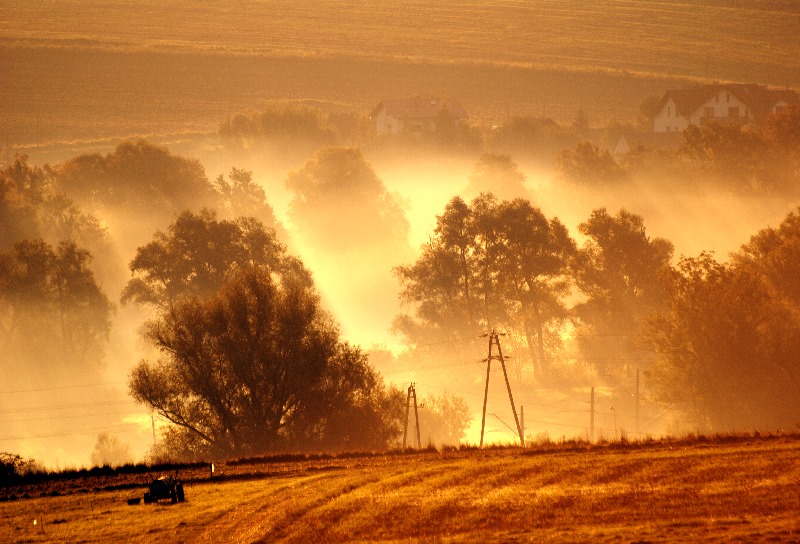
left=124, top=211, right=404, bottom=458
left=395, top=194, right=576, bottom=382
left=220, top=103, right=340, bottom=153
left=558, top=105, right=800, bottom=196
left=90, top=432, right=133, bottom=468
left=464, top=154, right=528, bottom=200
left=286, top=147, right=410, bottom=255
left=121, top=210, right=307, bottom=311
left=394, top=190, right=800, bottom=433
left=56, top=140, right=215, bottom=226
left=2, top=97, right=800, bottom=465
left=1, top=156, right=108, bottom=254
left=129, top=265, right=402, bottom=458
left=573, top=208, right=673, bottom=377
left=0, top=239, right=113, bottom=387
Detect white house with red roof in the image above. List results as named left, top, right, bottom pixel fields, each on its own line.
left=652, top=84, right=798, bottom=133
left=371, top=96, right=468, bottom=136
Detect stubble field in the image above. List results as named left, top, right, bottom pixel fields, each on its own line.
left=3, top=435, right=800, bottom=543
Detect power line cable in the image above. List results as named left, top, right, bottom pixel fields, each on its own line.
left=0, top=381, right=127, bottom=395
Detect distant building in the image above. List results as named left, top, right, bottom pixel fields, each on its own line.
left=652, top=84, right=799, bottom=133
left=611, top=130, right=684, bottom=155
left=371, top=96, right=468, bottom=136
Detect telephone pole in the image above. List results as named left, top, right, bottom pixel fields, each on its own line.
left=479, top=331, right=524, bottom=447
left=403, top=383, right=421, bottom=449
left=590, top=387, right=595, bottom=442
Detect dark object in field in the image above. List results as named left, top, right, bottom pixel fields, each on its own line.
left=126, top=497, right=141, bottom=505
left=143, top=475, right=185, bottom=504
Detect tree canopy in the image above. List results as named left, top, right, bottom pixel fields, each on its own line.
left=464, top=153, right=528, bottom=200
left=286, top=147, right=410, bottom=254
left=129, top=266, right=402, bottom=457
left=573, top=208, right=673, bottom=376
left=121, top=209, right=308, bottom=310
left=55, top=140, right=216, bottom=220
left=395, top=193, right=575, bottom=381
left=642, top=252, right=800, bottom=431
left=0, top=239, right=113, bottom=386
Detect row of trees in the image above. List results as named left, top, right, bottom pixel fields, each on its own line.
left=395, top=193, right=800, bottom=432
left=395, top=196, right=672, bottom=381
left=557, top=105, right=800, bottom=195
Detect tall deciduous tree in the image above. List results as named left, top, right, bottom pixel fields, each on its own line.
left=464, top=154, right=527, bottom=200
left=121, top=209, right=309, bottom=311
left=642, top=253, right=800, bottom=431
left=395, top=194, right=575, bottom=381
left=129, top=266, right=401, bottom=457
left=573, top=208, right=673, bottom=376
left=735, top=208, right=800, bottom=306
left=0, top=239, right=113, bottom=385
left=56, top=140, right=215, bottom=216
left=285, top=147, right=410, bottom=254
left=556, top=141, right=626, bottom=186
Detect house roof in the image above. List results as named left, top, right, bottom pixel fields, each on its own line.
left=656, top=84, right=799, bottom=121
left=371, top=96, right=468, bottom=120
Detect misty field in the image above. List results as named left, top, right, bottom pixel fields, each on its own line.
left=3, top=435, right=800, bottom=544
left=2, top=0, right=799, bottom=145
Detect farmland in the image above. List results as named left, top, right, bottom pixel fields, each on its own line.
left=2, top=1, right=799, bottom=146
left=3, top=435, right=800, bottom=543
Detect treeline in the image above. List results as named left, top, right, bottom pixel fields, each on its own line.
left=220, top=102, right=800, bottom=197
left=3, top=102, right=800, bottom=460
left=394, top=194, right=800, bottom=433
left=0, top=142, right=469, bottom=462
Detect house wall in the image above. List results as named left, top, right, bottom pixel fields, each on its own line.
left=654, top=89, right=755, bottom=133
left=653, top=98, right=689, bottom=133
left=375, top=109, right=398, bottom=135
left=374, top=109, right=439, bottom=136
left=689, top=90, right=750, bottom=127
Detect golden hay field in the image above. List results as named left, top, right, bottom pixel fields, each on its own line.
left=3, top=436, right=800, bottom=543
left=1, top=0, right=798, bottom=146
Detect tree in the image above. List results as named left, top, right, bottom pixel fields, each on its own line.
left=555, top=141, right=626, bottom=186
left=129, top=266, right=401, bottom=457
left=416, top=392, right=471, bottom=448
left=212, top=168, right=284, bottom=236
left=55, top=140, right=218, bottom=232
left=735, top=207, right=800, bottom=306
left=90, top=433, right=133, bottom=467
left=573, top=209, right=673, bottom=376
left=464, top=154, right=527, bottom=200
left=0, top=239, right=113, bottom=386
left=678, top=123, right=770, bottom=193
left=761, top=104, right=800, bottom=151
left=219, top=102, right=339, bottom=153
left=395, top=194, right=576, bottom=381
left=285, top=147, right=410, bottom=254
left=488, top=116, right=565, bottom=163
left=1, top=155, right=106, bottom=253
left=642, top=253, right=800, bottom=431
left=121, top=209, right=308, bottom=311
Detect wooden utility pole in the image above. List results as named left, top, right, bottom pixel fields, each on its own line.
left=403, top=383, right=421, bottom=449
left=590, top=387, right=595, bottom=442
left=635, top=368, right=640, bottom=438
left=479, top=331, right=524, bottom=447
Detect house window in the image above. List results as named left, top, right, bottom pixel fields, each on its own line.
left=728, top=107, right=739, bottom=118
left=704, top=107, right=715, bottom=117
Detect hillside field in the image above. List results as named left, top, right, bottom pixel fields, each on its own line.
left=2, top=0, right=799, bottom=147
left=3, top=435, right=800, bottom=543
